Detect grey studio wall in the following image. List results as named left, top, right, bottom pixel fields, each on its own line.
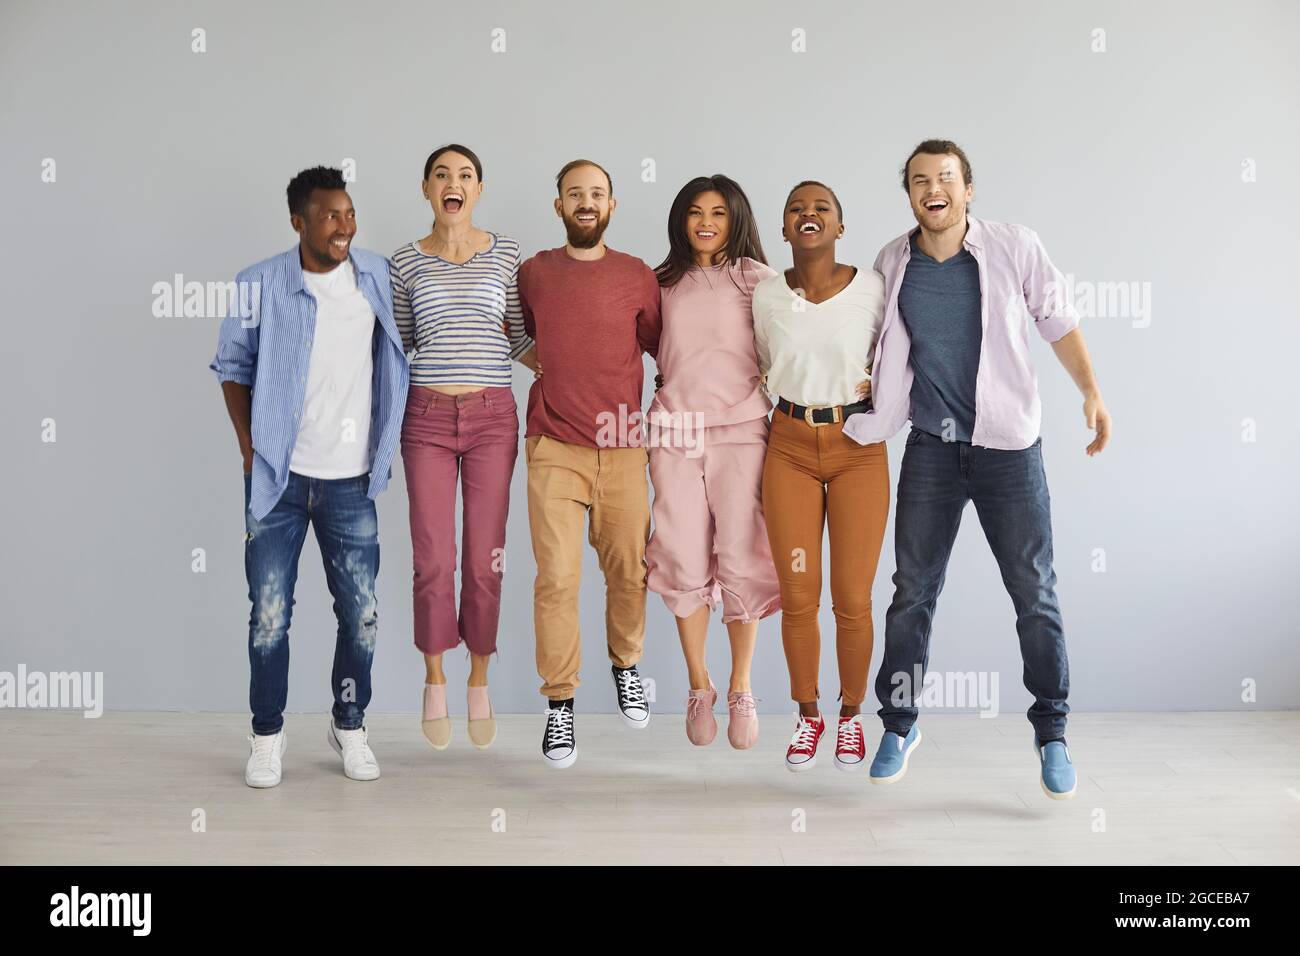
left=3, top=0, right=1298, bottom=719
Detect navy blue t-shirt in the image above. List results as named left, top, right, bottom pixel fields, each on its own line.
left=898, top=232, right=983, bottom=441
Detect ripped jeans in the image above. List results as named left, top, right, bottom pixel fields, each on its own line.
left=244, top=471, right=380, bottom=736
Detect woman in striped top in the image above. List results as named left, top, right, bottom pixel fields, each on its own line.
left=390, top=144, right=539, bottom=752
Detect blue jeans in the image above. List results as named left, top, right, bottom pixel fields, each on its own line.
left=874, top=427, right=1069, bottom=741
left=243, top=471, right=380, bottom=735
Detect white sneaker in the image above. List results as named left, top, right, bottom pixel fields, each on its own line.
left=327, top=720, right=380, bottom=781
left=245, top=730, right=286, bottom=788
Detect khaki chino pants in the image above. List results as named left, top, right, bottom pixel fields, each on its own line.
left=526, top=435, right=650, bottom=700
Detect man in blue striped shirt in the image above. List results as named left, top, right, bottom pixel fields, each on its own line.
left=210, top=167, right=409, bottom=788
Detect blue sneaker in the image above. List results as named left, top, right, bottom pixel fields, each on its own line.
left=868, top=725, right=922, bottom=785
left=1034, top=738, right=1077, bottom=800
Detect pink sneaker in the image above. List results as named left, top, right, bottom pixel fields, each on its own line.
left=727, top=691, right=759, bottom=749
left=685, top=680, right=718, bottom=746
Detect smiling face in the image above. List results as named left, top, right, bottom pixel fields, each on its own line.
left=782, top=183, right=841, bottom=251
left=685, top=189, right=730, bottom=265
left=906, top=152, right=972, bottom=234
left=294, top=187, right=356, bottom=271
left=423, top=150, right=483, bottom=225
left=555, top=164, right=615, bottom=249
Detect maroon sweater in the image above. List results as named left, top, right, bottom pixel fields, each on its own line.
left=519, top=246, right=662, bottom=448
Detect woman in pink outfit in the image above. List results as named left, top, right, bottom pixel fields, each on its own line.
left=646, top=175, right=782, bottom=750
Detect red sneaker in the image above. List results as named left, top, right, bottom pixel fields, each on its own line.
left=785, top=713, right=825, bottom=772
left=835, top=714, right=867, bottom=772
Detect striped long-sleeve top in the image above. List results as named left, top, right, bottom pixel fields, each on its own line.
left=389, top=232, right=534, bottom=387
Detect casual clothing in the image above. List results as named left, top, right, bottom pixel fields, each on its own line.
left=389, top=233, right=534, bottom=388
left=756, top=264, right=889, bottom=705
left=525, top=435, right=650, bottom=699
left=244, top=471, right=379, bottom=736
left=649, top=439, right=779, bottom=622
left=290, top=260, right=376, bottom=478
left=644, top=258, right=781, bottom=622
left=762, top=410, right=890, bottom=705
left=842, top=216, right=1080, bottom=451
left=401, top=386, right=518, bottom=657
left=210, top=246, right=409, bottom=521
left=752, top=267, right=886, bottom=408
left=519, top=247, right=662, bottom=448
left=860, top=218, right=1074, bottom=741
left=896, top=233, right=982, bottom=442
left=875, top=427, right=1068, bottom=740
left=519, top=246, right=661, bottom=700
left=391, top=234, right=529, bottom=662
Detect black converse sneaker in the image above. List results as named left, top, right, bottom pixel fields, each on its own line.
left=542, top=700, right=577, bottom=769
left=611, top=665, right=650, bottom=729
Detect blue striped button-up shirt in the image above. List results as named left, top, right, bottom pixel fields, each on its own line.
left=210, top=245, right=410, bottom=520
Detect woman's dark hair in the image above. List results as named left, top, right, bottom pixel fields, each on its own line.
left=784, top=180, right=843, bottom=222
left=654, top=174, right=767, bottom=290
left=423, top=143, right=483, bottom=182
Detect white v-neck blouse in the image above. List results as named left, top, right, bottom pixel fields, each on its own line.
left=751, top=266, right=886, bottom=407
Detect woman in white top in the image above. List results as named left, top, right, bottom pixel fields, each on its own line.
left=752, top=180, right=889, bottom=774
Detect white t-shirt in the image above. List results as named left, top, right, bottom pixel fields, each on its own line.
left=289, top=260, right=376, bottom=479
left=751, top=266, right=886, bottom=407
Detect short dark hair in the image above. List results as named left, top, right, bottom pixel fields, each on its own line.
left=555, top=159, right=613, bottom=197
left=784, top=180, right=843, bottom=222
left=901, top=139, right=973, bottom=191
left=423, top=143, right=483, bottom=182
left=286, top=166, right=347, bottom=217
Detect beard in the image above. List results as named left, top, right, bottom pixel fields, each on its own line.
left=913, top=200, right=965, bottom=234
left=563, top=208, right=611, bottom=249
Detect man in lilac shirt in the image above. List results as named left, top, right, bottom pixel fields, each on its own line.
left=844, top=140, right=1111, bottom=799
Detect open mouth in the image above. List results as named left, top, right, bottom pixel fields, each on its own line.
left=330, top=237, right=350, bottom=251
left=442, top=195, right=463, bottom=213
left=575, top=210, right=598, bottom=226
left=695, top=230, right=717, bottom=240
left=797, top=220, right=822, bottom=236
left=923, top=198, right=949, bottom=214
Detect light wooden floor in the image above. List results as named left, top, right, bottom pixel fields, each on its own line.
left=1, top=711, right=1296, bottom=865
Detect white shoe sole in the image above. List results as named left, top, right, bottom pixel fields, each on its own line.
left=543, top=748, right=577, bottom=770
left=1033, top=742, right=1077, bottom=799
left=835, top=755, right=865, bottom=773
left=870, top=729, right=922, bottom=785
left=327, top=723, right=380, bottom=781
left=619, top=710, right=650, bottom=730
left=245, top=732, right=286, bottom=789
left=786, top=755, right=817, bottom=773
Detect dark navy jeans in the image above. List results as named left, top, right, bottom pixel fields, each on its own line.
left=244, top=471, right=380, bottom=736
left=874, top=427, right=1069, bottom=741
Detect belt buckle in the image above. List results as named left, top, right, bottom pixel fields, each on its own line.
left=804, top=405, right=838, bottom=427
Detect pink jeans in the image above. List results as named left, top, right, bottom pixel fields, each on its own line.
left=401, top=386, right=519, bottom=656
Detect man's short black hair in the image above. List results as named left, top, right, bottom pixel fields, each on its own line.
left=287, top=166, right=347, bottom=217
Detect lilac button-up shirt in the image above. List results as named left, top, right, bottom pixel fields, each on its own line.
left=843, top=216, right=1079, bottom=451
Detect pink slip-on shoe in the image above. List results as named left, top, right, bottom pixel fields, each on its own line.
left=467, top=684, right=496, bottom=749
left=685, top=680, right=718, bottom=746
left=727, top=691, right=759, bottom=750
left=421, top=682, right=451, bottom=750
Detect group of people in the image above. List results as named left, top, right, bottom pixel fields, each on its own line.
left=211, top=138, right=1110, bottom=801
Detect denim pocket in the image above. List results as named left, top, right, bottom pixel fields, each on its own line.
left=905, top=428, right=925, bottom=447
